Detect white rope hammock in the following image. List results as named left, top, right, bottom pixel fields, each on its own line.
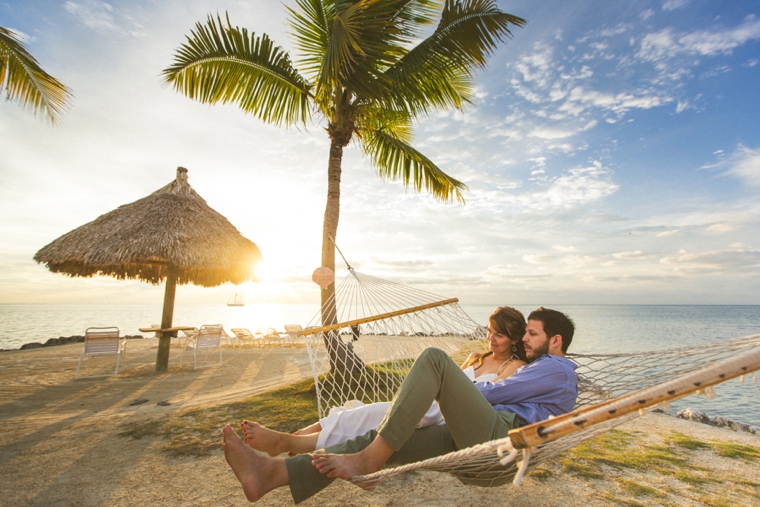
left=298, top=268, right=760, bottom=487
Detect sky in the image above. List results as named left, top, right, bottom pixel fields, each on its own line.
left=1, top=0, right=759, bottom=307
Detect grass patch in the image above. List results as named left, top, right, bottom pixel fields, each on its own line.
left=710, top=442, right=760, bottom=460
left=666, top=432, right=710, bottom=451
left=615, top=478, right=666, bottom=498
left=529, top=466, right=553, bottom=481
left=599, top=491, right=646, bottom=506
left=120, top=376, right=319, bottom=456
left=119, top=365, right=406, bottom=456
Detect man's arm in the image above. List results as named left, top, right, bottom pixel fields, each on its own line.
left=475, top=356, right=572, bottom=406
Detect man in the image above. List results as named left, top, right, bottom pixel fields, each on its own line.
left=222, top=307, right=577, bottom=504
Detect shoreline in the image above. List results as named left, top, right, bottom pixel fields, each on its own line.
left=1, top=340, right=759, bottom=506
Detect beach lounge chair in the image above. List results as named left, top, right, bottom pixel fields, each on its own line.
left=75, top=326, right=126, bottom=379
left=231, top=328, right=261, bottom=347
left=283, top=324, right=303, bottom=346
left=175, top=327, right=198, bottom=348
left=258, top=327, right=283, bottom=345
left=183, top=324, right=224, bottom=370
left=146, top=324, right=160, bottom=348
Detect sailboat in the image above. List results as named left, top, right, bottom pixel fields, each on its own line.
left=227, top=288, right=245, bottom=307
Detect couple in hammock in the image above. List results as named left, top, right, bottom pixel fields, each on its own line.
left=222, top=306, right=579, bottom=504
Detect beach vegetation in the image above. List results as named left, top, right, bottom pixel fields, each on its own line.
left=550, top=426, right=760, bottom=506
left=162, top=2, right=525, bottom=372
left=119, top=364, right=405, bottom=455
left=665, top=432, right=710, bottom=451
left=0, top=26, right=72, bottom=123
left=615, top=478, right=666, bottom=498
left=120, top=376, right=319, bottom=456
left=710, top=441, right=760, bottom=460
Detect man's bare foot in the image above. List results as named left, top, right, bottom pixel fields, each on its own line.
left=311, top=452, right=382, bottom=482
left=241, top=421, right=291, bottom=457
left=222, top=425, right=288, bottom=502
left=293, top=421, right=322, bottom=436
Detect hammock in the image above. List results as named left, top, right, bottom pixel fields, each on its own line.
left=298, top=268, right=760, bottom=487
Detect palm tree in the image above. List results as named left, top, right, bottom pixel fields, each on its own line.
left=0, top=26, right=72, bottom=124
left=163, top=0, right=524, bottom=371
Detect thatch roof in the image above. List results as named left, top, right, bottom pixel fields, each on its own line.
left=34, top=167, right=263, bottom=287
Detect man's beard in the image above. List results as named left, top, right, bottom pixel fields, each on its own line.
left=526, top=339, right=550, bottom=361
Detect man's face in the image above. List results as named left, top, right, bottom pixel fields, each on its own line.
left=523, top=319, right=550, bottom=361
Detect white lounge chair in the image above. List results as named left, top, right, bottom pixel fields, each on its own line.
left=75, top=327, right=126, bottom=379
left=175, top=327, right=198, bottom=348
left=283, top=324, right=304, bottom=345
left=184, top=324, right=223, bottom=370
left=231, top=328, right=262, bottom=347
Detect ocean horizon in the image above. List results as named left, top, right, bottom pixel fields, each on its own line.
left=2, top=303, right=759, bottom=425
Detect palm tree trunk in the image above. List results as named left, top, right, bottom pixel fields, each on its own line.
left=320, top=134, right=364, bottom=373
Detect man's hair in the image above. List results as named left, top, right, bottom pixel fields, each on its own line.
left=527, top=307, right=575, bottom=353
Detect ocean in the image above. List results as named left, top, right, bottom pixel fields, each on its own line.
left=1, top=303, right=759, bottom=425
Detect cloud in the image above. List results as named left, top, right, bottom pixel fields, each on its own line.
left=537, top=161, right=619, bottom=209
left=612, top=250, right=648, bottom=259
left=561, top=86, right=672, bottom=117
left=706, top=223, right=736, bottom=232
left=656, top=229, right=679, bottom=237
left=724, top=145, right=760, bottom=187
left=638, top=16, right=760, bottom=62
left=660, top=248, right=760, bottom=270
left=523, top=254, right=554, bottom=264
left=662, top=0, right=689, bottom=11
left=64, top=0, right=145, bottom=36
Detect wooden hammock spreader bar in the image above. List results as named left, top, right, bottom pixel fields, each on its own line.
left=508, top=346, right=760, bottom=450
left=297, top=298, right=459, bottom=337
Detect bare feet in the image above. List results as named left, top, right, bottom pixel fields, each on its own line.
left=241, top=421, right=290, bottom=457
left=311, top=452, right=382, bottom=481
left=222, top=424, right=288, bottom=502
left=241, top=420, right=321, bottom=457
left=293, top=421, right=322, bottom=435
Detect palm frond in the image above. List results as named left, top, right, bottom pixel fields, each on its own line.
left=0, top=26, right=72, bottom=124
left=287, top=0, right=333, bottom=81
left=427, top=0, right=525, bottom=69
left=377, top=0, right=524, bottom=114
left=162, top=14, right=312, bottom=127
left=361, top=124, right=467, bottom=203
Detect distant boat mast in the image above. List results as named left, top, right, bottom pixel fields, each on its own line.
left=227, top=287, right=244, bottom=307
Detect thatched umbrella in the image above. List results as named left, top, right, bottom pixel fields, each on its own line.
left=34, top=167, right=263, bottom=371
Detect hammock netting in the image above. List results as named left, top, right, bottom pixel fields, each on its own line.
left=297, top=269, right=760, bottom=488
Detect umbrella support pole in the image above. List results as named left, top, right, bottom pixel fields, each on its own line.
left=156, top=266, right=178, bottom=372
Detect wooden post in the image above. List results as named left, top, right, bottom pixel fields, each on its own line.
left=155, top=265, right=178, bottom=372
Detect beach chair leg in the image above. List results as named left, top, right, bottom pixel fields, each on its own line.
left=114, top=350, right=121, bottom=377
left=75, top=352, right=85, bottom=379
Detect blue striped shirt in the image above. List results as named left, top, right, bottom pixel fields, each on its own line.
left=476, top=354, right=578, bottom=425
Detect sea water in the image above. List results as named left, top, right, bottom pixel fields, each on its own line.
left=1, top=303, right=758, bottom=425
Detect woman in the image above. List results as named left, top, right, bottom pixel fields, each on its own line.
left=241, top=306, right=527, bottom=457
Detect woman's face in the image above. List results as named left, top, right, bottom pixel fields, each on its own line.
left=487, top=323, right=513, bottom=356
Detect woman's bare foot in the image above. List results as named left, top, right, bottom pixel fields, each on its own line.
left=293, top=421, right=322, bottom=436
left=241, top=420, right=321, bottom=456
left=222, top=425, right=288, bottom=502
left=241, top=421, right=291, bottom=457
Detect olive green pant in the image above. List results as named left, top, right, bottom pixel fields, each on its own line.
left=286, top=348, right=518, bottom=504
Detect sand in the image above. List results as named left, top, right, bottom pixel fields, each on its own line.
left=1, top=339, right=758, bottom=507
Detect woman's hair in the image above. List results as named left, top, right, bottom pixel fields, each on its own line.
left=466, top=306, right=528, bottom=367
left=490, top=306, right=527, bottom=362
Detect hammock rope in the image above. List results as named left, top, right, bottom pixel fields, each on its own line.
left=299, top=267, right=760, bottom=487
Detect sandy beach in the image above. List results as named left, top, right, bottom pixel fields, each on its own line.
left=1, top=339, right=758, bottom=507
